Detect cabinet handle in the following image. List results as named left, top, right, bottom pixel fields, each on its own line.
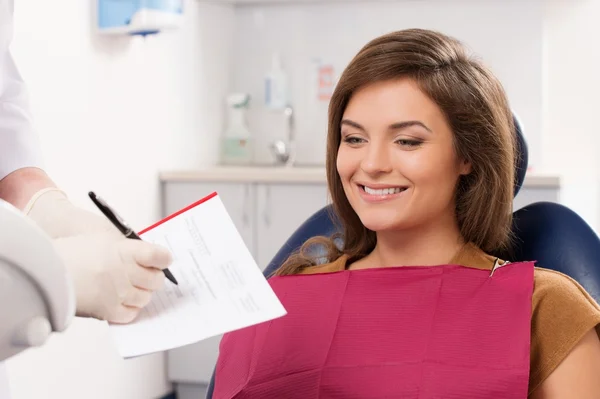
left=263, top=186, right=271, bottom=227
left=242, top=185, right=250, bottom=228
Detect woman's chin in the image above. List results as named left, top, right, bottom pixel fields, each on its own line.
left=360, top=217, right=408, bottom=233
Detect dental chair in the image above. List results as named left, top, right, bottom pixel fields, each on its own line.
left=205, top=114, right=600, bottom=398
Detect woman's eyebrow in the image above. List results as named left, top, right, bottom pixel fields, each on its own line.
left=340, top=119, right=432, bottom=133
left=340, top=119, right=365, bottom=131
left=388, top=120, right=432, bottom=133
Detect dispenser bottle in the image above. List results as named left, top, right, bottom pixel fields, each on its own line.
left=265, top=53, right=289, bottom=110
left=220, top=93, right=253, bottom=165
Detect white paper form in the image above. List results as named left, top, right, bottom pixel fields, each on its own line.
left=108, top=192, right=287, bottom=358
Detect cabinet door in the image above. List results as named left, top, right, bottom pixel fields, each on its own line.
left=513, top=186, right=559, bottom=211
left=162, top=181, right=255, bottom=384
left=255, top=183, right=330, bottom=269
left=162, top=181, right=256, bottom=256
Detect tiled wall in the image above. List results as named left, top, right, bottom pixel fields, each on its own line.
left=228, top=0, right=544, bottom=168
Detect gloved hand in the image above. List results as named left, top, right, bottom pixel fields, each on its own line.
left=53, top=232, right=172, bottom=323
left=24, top=188, right=173, bottom=323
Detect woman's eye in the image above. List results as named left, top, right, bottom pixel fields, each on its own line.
left=343, top=136, right=364, bottom=145
left=397, top=139, right=422, bottom=147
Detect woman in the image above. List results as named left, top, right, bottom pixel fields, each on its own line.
left=213, top=29, right=600, bottom=398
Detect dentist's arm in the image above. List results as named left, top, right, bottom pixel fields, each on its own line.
left=0, top=167, right=56, bottom=210
left=0, top=4, right=47, bottom=205
left=0, top=6, right=172, bottom=323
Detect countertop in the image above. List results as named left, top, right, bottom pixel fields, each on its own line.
left=159, top=165, right=560, bottom=187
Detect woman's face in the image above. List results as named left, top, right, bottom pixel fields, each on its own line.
left=336, top=78, right=471, bottom=234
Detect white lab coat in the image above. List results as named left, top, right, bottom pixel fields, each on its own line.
left=1, top=1, right=45, bottom=397
left=0, top=0, right=44, bottom=181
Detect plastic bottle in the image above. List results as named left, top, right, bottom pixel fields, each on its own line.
left=220, top=93, right=253, bottom=165
left=265, top=53, right=289, bottom=110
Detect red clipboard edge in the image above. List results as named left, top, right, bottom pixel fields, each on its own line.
left=138, top=191, right=218, bottom=235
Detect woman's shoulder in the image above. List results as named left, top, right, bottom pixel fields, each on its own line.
left=532, top=266, right=600, bottom=308
left=529, top=266, right=600, bottom=393
left=531, top=266, right=600, bottom=321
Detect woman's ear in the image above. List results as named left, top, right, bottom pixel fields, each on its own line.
left=459, top=159, right=472, bottom=175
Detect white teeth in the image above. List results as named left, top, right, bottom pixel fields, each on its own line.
left=363, top=186, right=405, bottom=195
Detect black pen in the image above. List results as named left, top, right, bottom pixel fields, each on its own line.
left=88, top=191, right=178, bottom=285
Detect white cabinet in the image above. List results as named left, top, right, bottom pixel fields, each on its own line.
left=255, top=183, right=330, bottom=267
left=513, top=185, right=558, bottom=212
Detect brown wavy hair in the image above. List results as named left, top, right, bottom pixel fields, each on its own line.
left=274, top=28, right=516, bottom=276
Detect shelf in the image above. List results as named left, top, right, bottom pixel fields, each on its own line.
left=160, top=166, right=561, bottom=188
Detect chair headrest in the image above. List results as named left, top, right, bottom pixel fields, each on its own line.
left=513, top=113, right=528, bottom=197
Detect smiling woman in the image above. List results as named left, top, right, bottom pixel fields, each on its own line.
left=211, top=29, right=600, bottom=399
left=336, top=78, right=473, bottom=269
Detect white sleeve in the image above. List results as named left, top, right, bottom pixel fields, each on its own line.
left=0, top=0, right=44, bottom=180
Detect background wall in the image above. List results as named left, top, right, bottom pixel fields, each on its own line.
left=231, top=0, right=545, bottom=169
left=4, top=0, right=598, bottom=398
left=542, top=0, right=600, bottom=235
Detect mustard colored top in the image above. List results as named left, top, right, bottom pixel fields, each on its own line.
left=295, top=243, right=600, bottom=395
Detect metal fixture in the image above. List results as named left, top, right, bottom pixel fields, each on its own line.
left=269, top=105, right=296, bottom=167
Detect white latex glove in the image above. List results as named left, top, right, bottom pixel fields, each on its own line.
left=53, top=232, right=172, bottom=323
left=24, top=188, right=173, bottom=323
left=23, top=188, right=112, bottom=238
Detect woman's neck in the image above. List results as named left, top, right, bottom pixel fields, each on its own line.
left=351, top=213, right=466, bottom=269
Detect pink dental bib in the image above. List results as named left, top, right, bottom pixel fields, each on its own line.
left=214, top=261, right=534, bottom=398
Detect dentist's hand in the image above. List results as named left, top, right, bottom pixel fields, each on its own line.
left=24, top=188, right=173, bottom=323
left=53, top=232, right=172, bottom=323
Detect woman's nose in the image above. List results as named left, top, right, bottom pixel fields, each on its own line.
left=360, top=143, right=393, bottom=175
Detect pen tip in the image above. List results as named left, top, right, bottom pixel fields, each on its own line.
left=164, top=269, right=178, bottom=285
